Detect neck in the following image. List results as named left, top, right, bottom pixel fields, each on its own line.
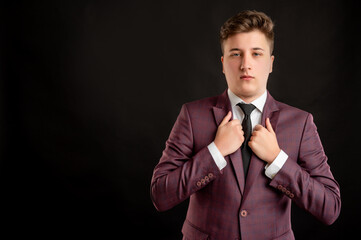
left=237, top=92, right=266, bottom=103
left=239, top=96, right=257, bottom=104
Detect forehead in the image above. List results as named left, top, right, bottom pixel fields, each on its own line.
left=223, top=30, right=270, bottom=52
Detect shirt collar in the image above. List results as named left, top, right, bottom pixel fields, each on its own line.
left=227, top=88, right=267, bottom=113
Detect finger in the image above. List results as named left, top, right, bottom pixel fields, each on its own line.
left=266, top=118, right=274, bottom=133
left=219, top=111, right=232, bottom=126
left=248, top=140, right=255, bottom=149
left=230, top=119, right=241, bottom=126
left=253, top=124, right=263, bottom=131
left=238, top=127, right=244, bottom=136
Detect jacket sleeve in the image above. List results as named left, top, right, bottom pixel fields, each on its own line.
left=150, top=104, right=221, bottom=212
left=269, top=113, right=341, bottom=225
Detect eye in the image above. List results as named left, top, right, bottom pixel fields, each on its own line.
left=253, top=52, right=263, bottom=57
left=231, top=53, right=240, bottom=57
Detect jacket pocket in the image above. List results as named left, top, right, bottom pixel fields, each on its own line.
left=181, top=220, right=209, bottom=240
left=273, top=229, right=294, bottom=240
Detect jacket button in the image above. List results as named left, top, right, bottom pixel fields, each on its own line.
left=208, top=173, right=214, bottom=178
left=240, top=210, right=248, bottom=217
left=196, top=181, right=202, bottom=187
left=289, top=193, right=295, bottom=198
left=277, top=185, right=283, bottom=190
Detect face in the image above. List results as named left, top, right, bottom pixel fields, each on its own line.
left=221, top=30, right=274, bottom=102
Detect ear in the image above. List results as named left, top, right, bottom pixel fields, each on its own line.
left=221, top=56, right=225, bottom=74
left=269, top=55, right=275, bottom=73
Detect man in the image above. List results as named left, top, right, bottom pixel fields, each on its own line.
left=151, top=10, right=341, bottom=240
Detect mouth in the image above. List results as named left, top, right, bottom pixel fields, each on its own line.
left=240, top=75, right=255, bottom=80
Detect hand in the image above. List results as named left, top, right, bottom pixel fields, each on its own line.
left=248, top=118, right=280, bottom=164
left=214, top=111, right=244, bottom=157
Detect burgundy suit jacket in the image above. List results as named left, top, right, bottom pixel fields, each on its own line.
left=151, top=90, right=341, bottom=240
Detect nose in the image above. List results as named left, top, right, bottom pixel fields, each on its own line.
left=240, top=54, right=252, bottom=71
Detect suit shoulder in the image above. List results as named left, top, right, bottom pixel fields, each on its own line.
left=183, top=94, right=220, bottom=110
left=275, top=100, right=310, bottom=119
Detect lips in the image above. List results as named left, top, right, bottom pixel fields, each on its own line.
left=240, top=75, right=254, bottom=80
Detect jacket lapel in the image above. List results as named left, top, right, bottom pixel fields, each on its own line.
left=212, top=90, right=245, bottom=195
left=243, top=92, right=280, bottom=201
left=228, top=149, right=245, bottom=195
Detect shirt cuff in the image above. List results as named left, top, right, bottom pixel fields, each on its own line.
left=264, top=150, right=288, bottom=179
left=207, top=142, right=227, bottom=170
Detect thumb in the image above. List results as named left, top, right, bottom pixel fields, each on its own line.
left=266, top=118, right=275, bottom=133
left=219, top=111, right=232, bottom=126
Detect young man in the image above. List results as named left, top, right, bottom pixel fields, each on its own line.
left=151, top=10, right=341, bottom=240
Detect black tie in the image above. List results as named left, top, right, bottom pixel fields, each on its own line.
left=237, top=103, right=256, bottom=178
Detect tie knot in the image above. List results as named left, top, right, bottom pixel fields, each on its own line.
left=237, top=103, right=256, bottom=116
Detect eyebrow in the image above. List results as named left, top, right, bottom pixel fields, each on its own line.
left=229, top=47, right=265, bottom=52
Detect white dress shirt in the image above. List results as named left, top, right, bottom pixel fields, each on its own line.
left=207, top=89, right=288, bottom=179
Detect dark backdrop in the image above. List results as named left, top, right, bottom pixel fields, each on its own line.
left=1, top=0, right=360, bottom=239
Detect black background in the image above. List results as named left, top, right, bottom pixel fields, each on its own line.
left=1, top=0, right=360, bottom=239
